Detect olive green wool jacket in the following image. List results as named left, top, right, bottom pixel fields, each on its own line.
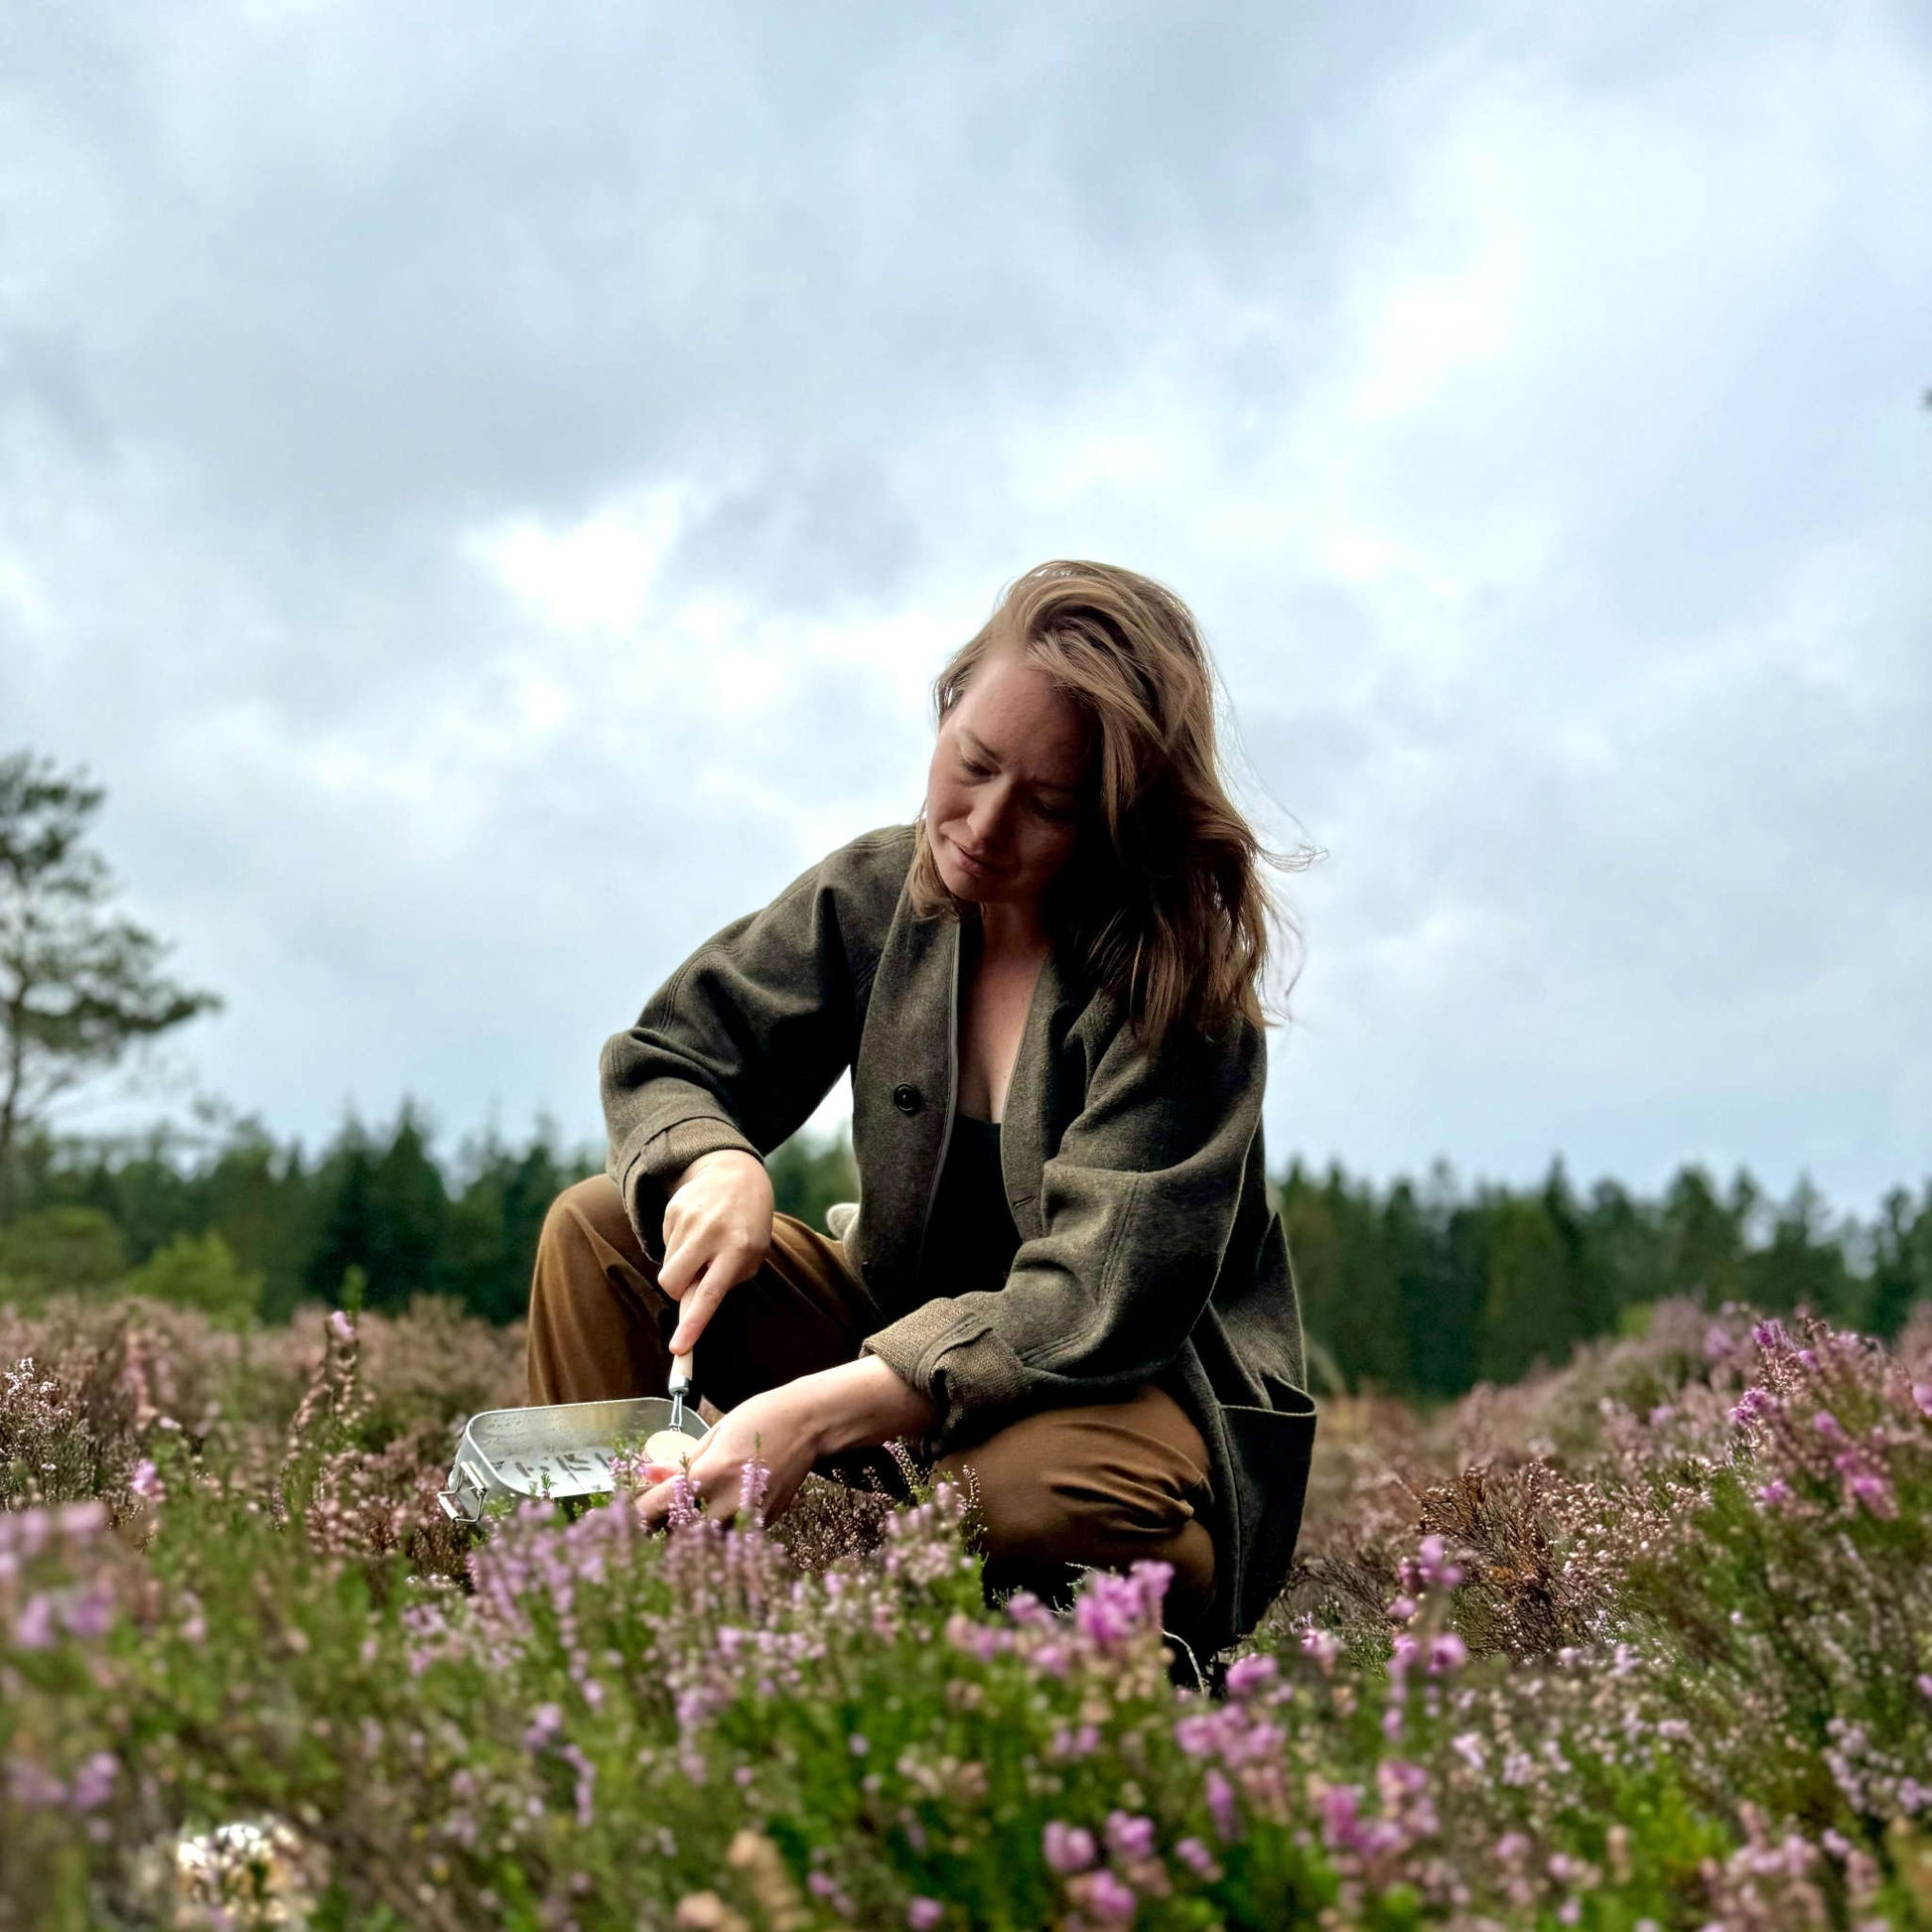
left=601, top=822, right=1316, bottom=1650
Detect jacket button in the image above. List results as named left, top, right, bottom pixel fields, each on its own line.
left=892, top=1083, right=922, bottom=1116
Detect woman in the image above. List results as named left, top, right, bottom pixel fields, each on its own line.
left=526, top=559, right=1315, bottom=1655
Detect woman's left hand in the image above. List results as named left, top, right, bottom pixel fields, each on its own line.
left=633, top=1381, right=823, bottom=1529
left=632, top=1358, right=938, bottom=1532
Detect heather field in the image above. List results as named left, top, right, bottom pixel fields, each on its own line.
left=3, top=1294, right=1931, bottom=1932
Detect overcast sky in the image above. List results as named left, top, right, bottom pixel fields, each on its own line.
left=3, top=1, right=1928, bottom=1214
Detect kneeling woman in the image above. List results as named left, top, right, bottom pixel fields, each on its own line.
left=526, top=559, right=1316, bottom=1656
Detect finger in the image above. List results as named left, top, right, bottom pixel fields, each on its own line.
left=667, top=1265, right=736, bottom=1356
left=656, top=1228, right=701, bottom=1303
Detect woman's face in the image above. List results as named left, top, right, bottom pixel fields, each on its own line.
left=925, top=643, right=1093, bottom=915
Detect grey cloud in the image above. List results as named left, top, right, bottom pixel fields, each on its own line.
left=1, top=0, right=1927, bottom=1210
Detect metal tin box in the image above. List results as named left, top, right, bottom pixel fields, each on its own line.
left=439, top=1396, right=709, bottom=1523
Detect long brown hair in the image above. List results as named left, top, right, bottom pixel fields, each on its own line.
left=909, top=560, right=1302, bottom=1054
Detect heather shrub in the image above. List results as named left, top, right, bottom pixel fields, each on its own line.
left=3, top=1292, right=1932, bottom=1929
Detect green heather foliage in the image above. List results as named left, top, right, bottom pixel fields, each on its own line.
left=7, top=1114, right=1931, bottom=1403
left=4, top=1293, right=1932, bottom=1927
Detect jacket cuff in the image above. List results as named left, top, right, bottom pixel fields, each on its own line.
left=610, top=1113, right=761, bottom=1266
left=863, top=1306, right=1027, bottom=1457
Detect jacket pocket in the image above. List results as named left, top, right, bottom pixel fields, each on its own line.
left=1219, top=1389, right=1318, bottom=1638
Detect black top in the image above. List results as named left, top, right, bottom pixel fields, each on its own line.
left=919, top=1111, right=1022, bottom=1299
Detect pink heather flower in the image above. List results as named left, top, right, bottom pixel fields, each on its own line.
left=1204, top=1768, right=1239, bottom=1844
left=1752, top=1318, right=1788, bottom=1350
left=1916, top=1675, right=1932, bottom=1703
left=1756, top=1478, right=1794, bottom=1509
left=1080, top=1869, right=1138, bottom=1924
left=13, top=1592, right=57, bottom=1651
left=1043, top=1822, right=1097, bottom=1874
left=1300, top=1626, right=1341, bottom=1673
left=68, top=1752, right=117, bottom=1813
left=1428, top=1632, right=1468, bottom=1675
left=1813, top=1410, right=1847, bottom=1443
left=1647, top=1403, right=1675, bottom=1427
left=906, top=1901, right=944, bottom=1931
left=328, top=1310, right=354, bottom=1344
left=523, top=1703, right=563, bottom=1751
left=1451, top=1731, right=1485, bottom=1772
left=1173, top=1714, right=1217, bottom=1758
left=848, top=1733, right=870, bottom=1756
left=1105, top=1811, right=1157, bottom=1863
left=1174, top=1836, right=1220, bottom=1879
left=1705, top=1321, right=1733, bottom=1361
left=1849, top=1472, right=1897, bottom=1517
left=1074, top=1576, right=1140, bottom=1647
left=62, top=1585, right=113, bottom=1641
left=1729, top=1388, right=1775, bottom=1425
left=6, top=1755, right=65, bottom=1809
left=1224, top=1653, right=1278, bottom=1698
left=1913, top=1383, right=1932, bottom=1419
left=55, top=1501, right=106, bottom=1540
left=130, top=1458, right=164, bottom=1503
left=1386, top=1594, right=1419, bottom=1623
left=1318, top=1783, right=1364, bottom=1850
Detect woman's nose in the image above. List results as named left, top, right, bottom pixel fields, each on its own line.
left=969, top=788, right=1015, bottom=848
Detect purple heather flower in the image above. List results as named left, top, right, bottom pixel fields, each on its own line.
left=130, top=1459, right=164, bottom=1503
left=68, top=1752, right=117, bottom=1813
left=1917, top=1674, right=1932, bottom=1703
left=55, top=1501, right=105, bottom=1540
left=1105, top=1811, right=1157, bottom=1863
left=906, top=1901, right=944, bottom=1931
left=1813, top=1410, right=1847, bottom=1442
left=1428, top=1632, right=1468, bottom=1675
left=1174, top=1836, right=1220, bottom=1879
left=1074, top=1576, right=1140, bottom=1647
left=329, top=1309, right=354, bottom=1345
left=1081, top=1869, right=1138, bottom=1924
left=1318, top=1783, right=1363, bottom=1850
left=1386, top=1593, right=1419, bottom=1623
left=848, top=1733, right=870, bottom=1756
left=13, top=1592, right=58, bottom=1651
left=1224, top=1653, right=1278, bottom=1697
left=1043, top=1821, right=1097, bottom=1874
left=1849, top=1471, right=1897, bottom=1517
left=1301, top=1626, right=1341, bottom=1672
left=1752, top=1318, right=1788, bottom=1351
left=1913, top=1383, right=1932, bottom=1419
left=1756, top=1478, right=1794, bottom=1510
left=1204, top=1768, right=1239, bottom=1843
left=61, top=1585, right=113, bottom=1641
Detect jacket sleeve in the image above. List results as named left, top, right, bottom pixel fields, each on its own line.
left=862, top=1004, right=1267, bottom=1453
left=601, top=836, right=891, bottom=1263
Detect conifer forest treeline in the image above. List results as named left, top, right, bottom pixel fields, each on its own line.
left=3, top=1108, right=1927, bottom=1402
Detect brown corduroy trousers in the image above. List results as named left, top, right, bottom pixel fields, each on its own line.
left=525, top=1175, right=1217, bottom=1631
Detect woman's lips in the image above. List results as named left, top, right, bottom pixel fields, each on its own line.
left=951, top=836, right=1003, bottom=878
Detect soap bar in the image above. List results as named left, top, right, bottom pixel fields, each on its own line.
left=643, top=1429, right=701, bottom=1469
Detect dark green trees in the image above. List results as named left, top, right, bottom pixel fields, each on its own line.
left=0, top=751, right=220, bottom=1221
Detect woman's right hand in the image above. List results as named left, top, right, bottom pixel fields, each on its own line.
left=658, top=1149, right=774, bottom=1355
